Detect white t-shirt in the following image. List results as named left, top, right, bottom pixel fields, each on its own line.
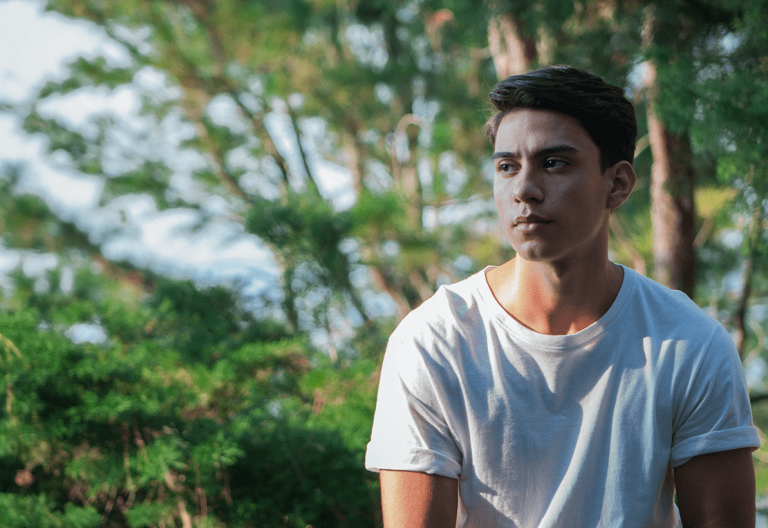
left=366, top=266, right=759, bottom=527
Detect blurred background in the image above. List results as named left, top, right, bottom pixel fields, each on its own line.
left=1, top=0, right=768, bottom=526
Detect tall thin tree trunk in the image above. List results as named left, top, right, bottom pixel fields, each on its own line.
left=342, top=128, right=365, bottom=197
left=645, top=62, right=696, bottom=296
left=282, top=266, right=300, bottom=333
left=734, top=183, right=762, bottom=359
left=392, top=114, right=425, bottom=229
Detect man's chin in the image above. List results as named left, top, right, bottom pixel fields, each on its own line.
left=509, top=243, right=558, bottom=263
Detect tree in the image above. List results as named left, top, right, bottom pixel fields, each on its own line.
left=0, top=259, right=380, bottom=527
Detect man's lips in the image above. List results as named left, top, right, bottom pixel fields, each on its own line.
left=513, top=215, right=551, bottom=227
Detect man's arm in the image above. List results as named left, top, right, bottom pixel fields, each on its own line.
left=674, top=447, right=756, bottom=528
left=380, top=470, right=458, bottom=527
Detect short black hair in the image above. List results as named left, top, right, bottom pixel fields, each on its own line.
left=485, top=65, right=637, bottom=170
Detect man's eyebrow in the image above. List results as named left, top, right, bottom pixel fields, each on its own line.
left=492, top=144, right=579, bottom=160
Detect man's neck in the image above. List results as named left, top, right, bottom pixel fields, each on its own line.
left=485, top=256, right=624, bottom=336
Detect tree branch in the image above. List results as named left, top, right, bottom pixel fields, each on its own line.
left=231, top=93, right=291, bottom=188
left=286, top=103, right=322, bottom=197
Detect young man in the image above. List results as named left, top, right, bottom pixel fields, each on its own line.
left=365, top=66, right=760, bottom=527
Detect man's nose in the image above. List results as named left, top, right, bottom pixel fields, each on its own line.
left=513, top=165, right=544, bottom=203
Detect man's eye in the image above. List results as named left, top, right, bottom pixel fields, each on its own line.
left=497, top=162, right=515, bottom=173
left=544, top=159, right=566, bottom=168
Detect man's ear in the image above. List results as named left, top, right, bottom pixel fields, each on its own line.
left=605, top=161, right=637, bottom=210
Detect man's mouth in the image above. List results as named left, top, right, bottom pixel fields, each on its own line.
left=513, top=215, right=551, bottom=227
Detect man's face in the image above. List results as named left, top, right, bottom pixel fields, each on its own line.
left=492, top=109, right=614, bottom=264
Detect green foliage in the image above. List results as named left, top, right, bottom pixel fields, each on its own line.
left=38, top=57, right=137, bottom=99
left=0, top=494, right=101, bottom=528
left=0, top=273, right=379, bottom=527
left=249, top=194, right=353, bottom=262
left=247, top=192, right=368, bottom=331
left=101, top=162, right=175, bottom=208
left=350, top=191, right=407, bottom=238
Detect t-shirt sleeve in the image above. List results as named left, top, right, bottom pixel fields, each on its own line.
left=670, top=325, right=760, bottom=467
left=365, top=329, right=463, bottom=478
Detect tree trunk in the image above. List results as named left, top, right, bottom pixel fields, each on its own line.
left=487, top=14, right=536, bottom=79
left=733, top=185, right=762, bottom=359
left=644, top=61, right=696, bottom=296
left=647, top=107, right=696, bottom=295
left=392, top=114, right=425, bottom=229
left=282, top=266, right=300, bottom=333
left=342, top=128, right=364, bottom=197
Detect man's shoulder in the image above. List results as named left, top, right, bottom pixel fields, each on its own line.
left=623, top=267, right=723, bottom=338
left=390, top=269, right=490, bottom=346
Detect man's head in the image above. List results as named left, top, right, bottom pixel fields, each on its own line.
left=488, top=66, right=638, bottom=264
left=485, top=65, right=637, bottom=171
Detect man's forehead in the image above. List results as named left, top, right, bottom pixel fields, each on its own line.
left=492, top=144, right=579, bottom=159
left=493, top=109, right=597, bottom=157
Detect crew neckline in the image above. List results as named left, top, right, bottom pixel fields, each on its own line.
left=475, top=264, right=636, bottom=350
